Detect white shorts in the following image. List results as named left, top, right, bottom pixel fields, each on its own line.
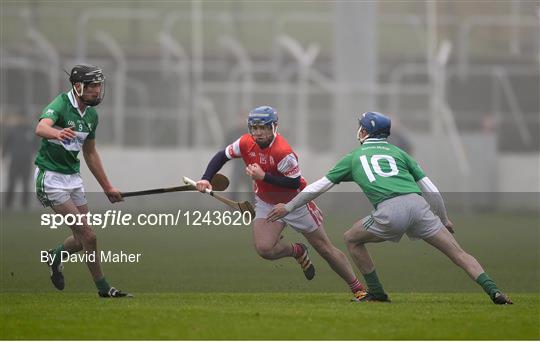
left=34, top=167, right=87, bottom=207
left=362, top=193, right=442, bottom=242
left=254, top=196, right=324, bottom=233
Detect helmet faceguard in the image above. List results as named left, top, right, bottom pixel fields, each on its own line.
left=69, top=64, right=106, bottom=106
left=247, top=106, right=278, bottom=147
left=357, top=111, right=391, bottom=144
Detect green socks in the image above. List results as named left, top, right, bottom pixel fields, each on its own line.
left=476, top=272, right=500, bottom=299
left=363, top=270, right=386, bottom=297
left=53, top=243, right=111, bottom=294
left=95, top=277, right=111, bottom=294
left=361, top=271, right=499, bottom=299
left=52, top=244, right=65, bottom=267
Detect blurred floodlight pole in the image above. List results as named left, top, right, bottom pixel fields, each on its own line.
left=333, top=1, right=377, bottom=152
left=191, top=0, right=203, bottom=147
left=159, top=33, right=189, bottom=78
left=277, top=35, right=319, bottom=150
left=159, top=32, right=190, bottom=146
left=219, top=35, right=254, bottom=122
left=510, top=0, right=521, bottom=55
left=537, top=6, right=540, bottom=65
left=27, top=29, right=59, bottom=100
left=426, top=0, right=443, bottom=136
left=94, top=31, right=126, bottom=146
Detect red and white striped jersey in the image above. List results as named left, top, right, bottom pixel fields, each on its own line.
left=225, top=133, right=307, bottom=204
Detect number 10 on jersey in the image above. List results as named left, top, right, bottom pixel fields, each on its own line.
left=359, top=155, right=398, bottom=182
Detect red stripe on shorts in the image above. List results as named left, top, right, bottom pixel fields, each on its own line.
left=306, top=201, right=323, bottom=227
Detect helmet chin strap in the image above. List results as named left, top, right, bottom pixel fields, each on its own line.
left=357, top=127, right=370, bottom=144
left=74, top=82, right=104, bottom=107
left=73, top=83, right=84, bottom=97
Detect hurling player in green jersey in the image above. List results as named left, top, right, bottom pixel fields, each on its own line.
left=34, top=64, right=130, bottom=298
left=268, top=112, right=512, bottom=305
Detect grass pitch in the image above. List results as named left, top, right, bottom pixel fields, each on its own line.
left=1, top=292, right=538, bottom=340
left=1, top=210, right=539, bottom=339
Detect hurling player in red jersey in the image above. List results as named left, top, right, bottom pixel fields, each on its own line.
left=196, top=106, right=365, bottom=299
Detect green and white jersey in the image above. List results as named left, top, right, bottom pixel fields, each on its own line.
left=325, top=138, right=425, bottom=207
left=34, top=90, right=98, bottom=174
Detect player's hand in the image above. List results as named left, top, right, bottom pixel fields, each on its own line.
left=266, top=203, right=290, bottom=222
left=196, top=179, right=212, bottom=193
left=246, top=163, right=265, bottom=181
left=105, top=186, right=123, bottom=203
left=57, top=126, right=76, bottom=141
left=444, top=219, right=455, bottom=234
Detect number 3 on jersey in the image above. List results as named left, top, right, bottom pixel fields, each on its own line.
left=359, top=155, right=398, bottom=182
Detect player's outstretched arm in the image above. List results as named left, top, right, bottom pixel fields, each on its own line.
left=82, top=139, right=122, bottom=203
left=267, top=176, right=334, bottom=222
left=417, top=176, right=453, bottom=233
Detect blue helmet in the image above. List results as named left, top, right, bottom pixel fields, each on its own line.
left=358, top=111, right=391, bottom=139
left=247, top=105, right=278, bottom=130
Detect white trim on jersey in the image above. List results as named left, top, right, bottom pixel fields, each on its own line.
left=47, top=129, right=89, bottom=152
left=67, top=90, right=87, bottom=117
left=284, top=176, right=334, bottom=213
left=363, top=138, right=388, bottom=144
left=225, top=138, right=242, bottom=159
left=417, top=176, right=449, bottom=225
left=277, top=153, right=301, bottom=178
left=417, top=177, right=439, bottom=192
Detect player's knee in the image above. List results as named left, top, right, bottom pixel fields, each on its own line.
left=254, top=244, right=276, bottom=260
left=73, top=238, right=83, bottom=250
left=343, top=229, right=357, bottom=246
left=80, top=230, right=97, bottom=247
left=72, top=234, right=81, bottom=245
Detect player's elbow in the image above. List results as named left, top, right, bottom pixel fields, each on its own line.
left=82, top=144, right=97, bottom=160
left=35, top=121, right=52, bottom=139
left=83, top=148, right=95, bottom=160
left=291, top=176, right=301, bottom=189
left=35, top=123, right=44, bottom=137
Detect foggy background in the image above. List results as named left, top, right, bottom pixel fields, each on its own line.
left=1, top=1, right=539, bottom=211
